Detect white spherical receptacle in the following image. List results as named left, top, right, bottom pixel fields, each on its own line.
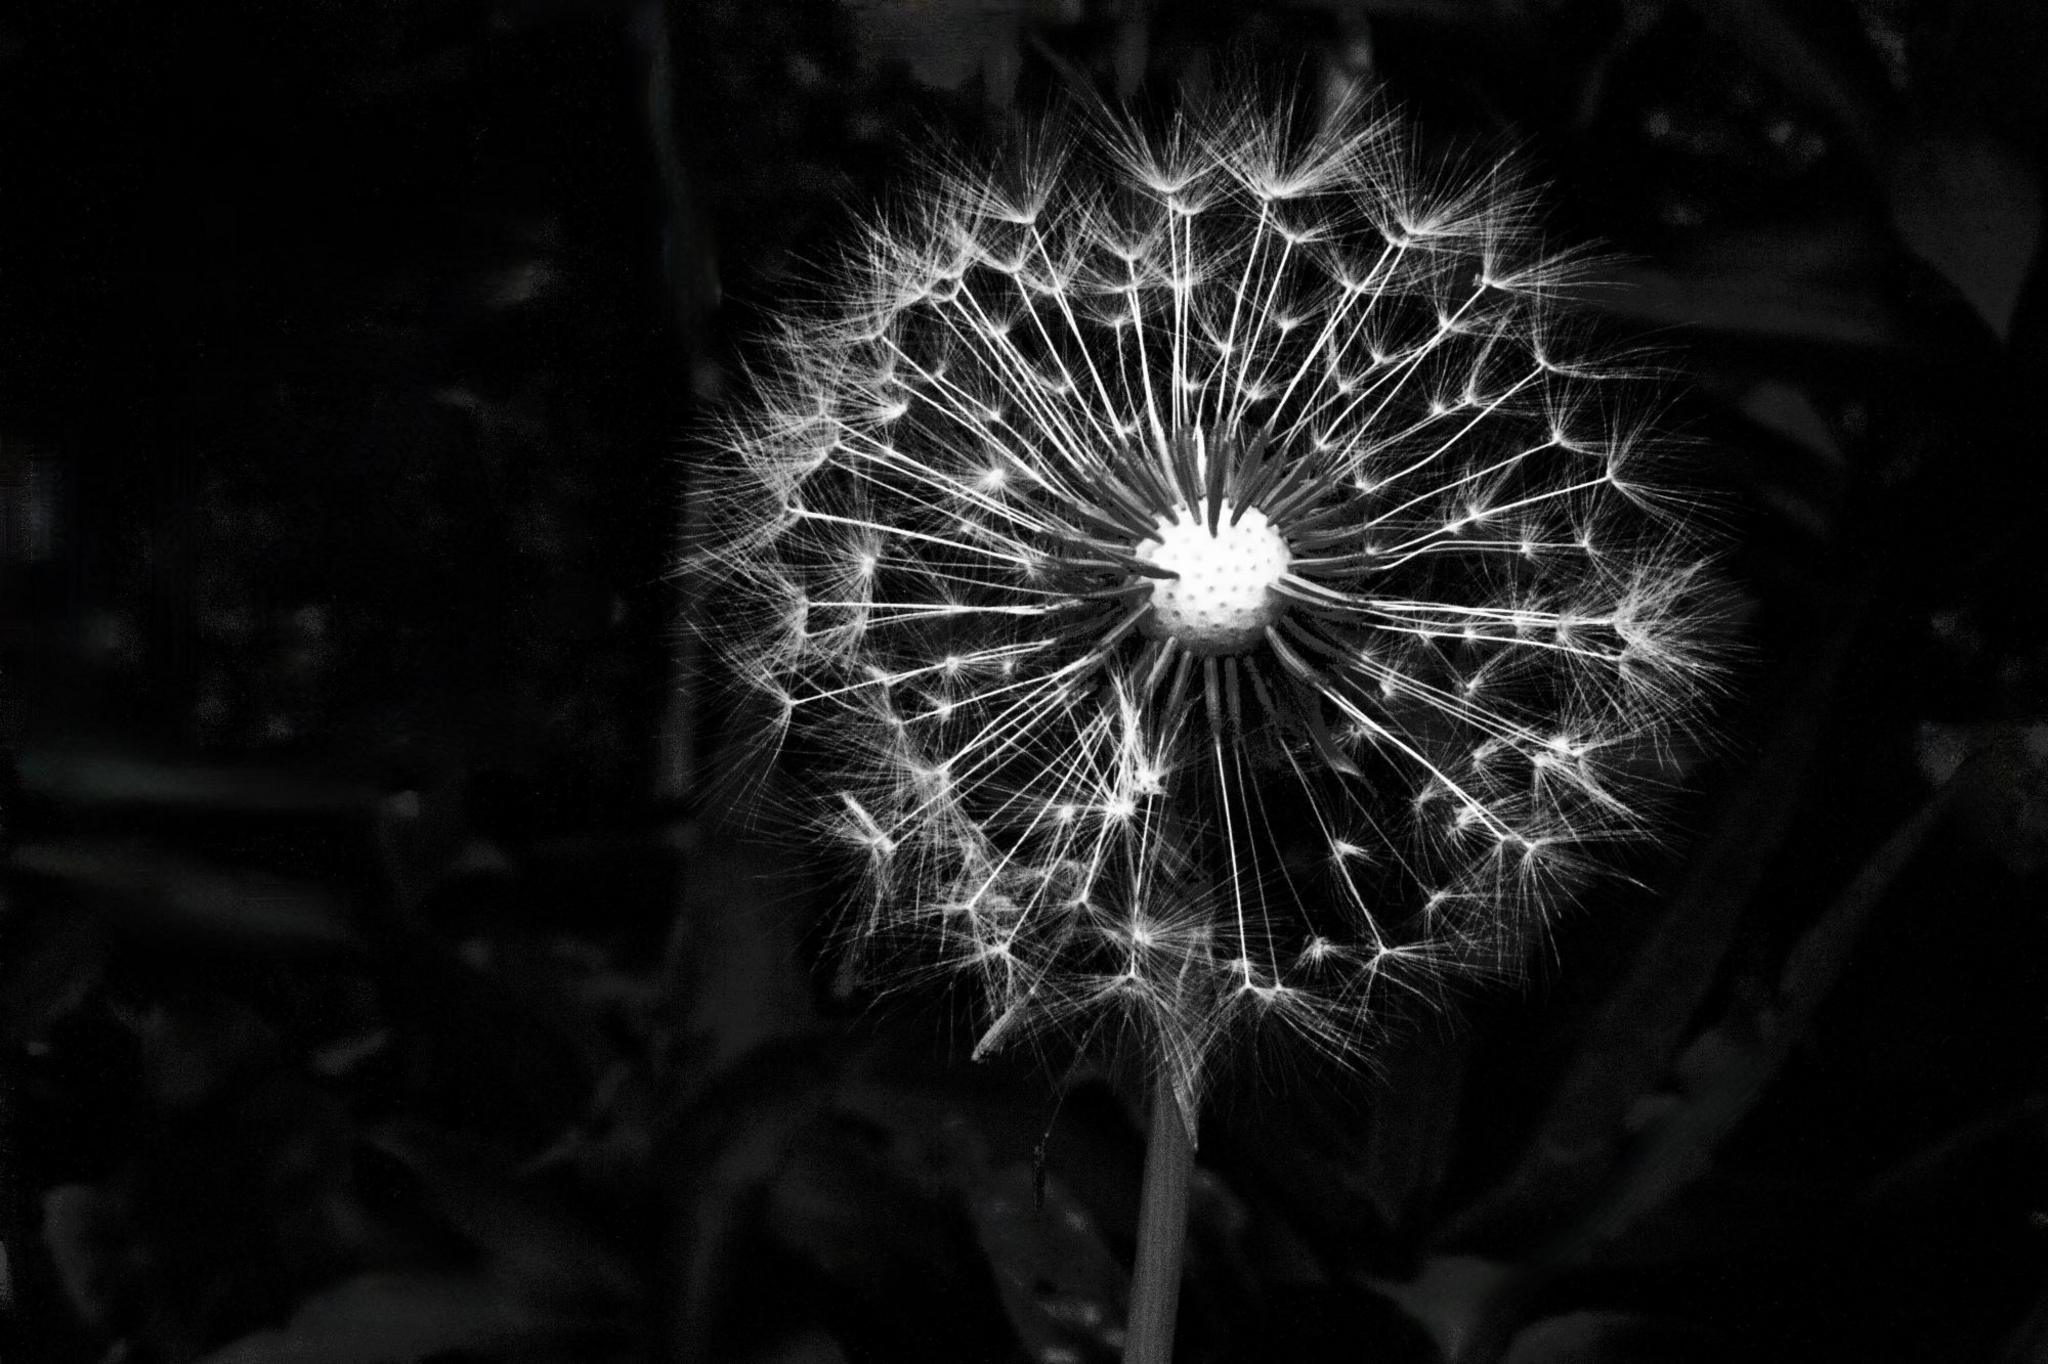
left=1136, top=502, right=1292, bottom=657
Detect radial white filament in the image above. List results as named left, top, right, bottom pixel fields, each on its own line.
left=694, top=84, right=1724, bottom=1117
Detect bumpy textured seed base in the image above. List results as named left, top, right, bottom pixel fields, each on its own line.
left=1137, top=502, right=1290, bottom=657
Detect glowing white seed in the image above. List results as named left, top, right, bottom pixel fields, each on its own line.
left=1136, top=502, right=1291, bottom=657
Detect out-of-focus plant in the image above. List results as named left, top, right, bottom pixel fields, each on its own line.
left=691, top=78, right=1728, bottom=1362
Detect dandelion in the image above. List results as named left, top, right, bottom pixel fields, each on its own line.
left=692, top=81, right=1723, bottom=1363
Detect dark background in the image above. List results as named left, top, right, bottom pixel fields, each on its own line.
left=3, top=2, right=2046, bottom=1361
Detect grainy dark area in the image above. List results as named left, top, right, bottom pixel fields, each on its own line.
left=1, top=2, right=2044, bottom=1362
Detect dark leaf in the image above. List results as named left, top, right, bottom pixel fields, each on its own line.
left=191, top=1271, right=582, bottom=1364
left=844, top=0, right=1030, bottom=95
left=1374, top=1253, right=1518, bottom=1364
left=366, top=1121, right=642, bottom=1310
left=1543, top=786, right=1955, bottom=1261
left=1441, top=612, right=1859, bottom=1247
left=1888, top=130, right=2043, bottom=341
left=17, top=750, right=385, bottom=816
left=1916, top=721, right=2048, bottom=875
left=1575, top=261, right=1906, bottom=350
left=41, top=1184, right=138, bottom=1332
left=662, top=807, right=820, bottom=1087
left=965, top=1155, right=1126, bottom=1361
left=1500, top=1309, right=1736, bottom=1364
left=1680, top=0, right=1889, bottom=167
left=0, top=903, right=111, bottom=1044
left=11, top=840, right=360, bottom=949
left=1361, top=1029, right=1473, bottom=1238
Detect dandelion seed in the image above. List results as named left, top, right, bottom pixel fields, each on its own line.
left=692, top=83, right=1725, bottom=1135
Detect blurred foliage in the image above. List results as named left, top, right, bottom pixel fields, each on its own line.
left=1, top=1, right=2045, bottom=1362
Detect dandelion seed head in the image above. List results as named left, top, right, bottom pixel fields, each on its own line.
left=691, top=83, right=1727, bottom=1122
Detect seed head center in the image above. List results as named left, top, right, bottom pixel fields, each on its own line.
left=1136, top=502, right=1291, bottom=657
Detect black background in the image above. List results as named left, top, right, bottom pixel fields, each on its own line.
left=2, top=2, right=2046, bottom=1361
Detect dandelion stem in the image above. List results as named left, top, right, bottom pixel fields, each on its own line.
left=1124, top=1071, right=1194, bottom=1364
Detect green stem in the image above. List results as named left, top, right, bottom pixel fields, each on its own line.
left=1123, top=1071, right=1194, bottom=1364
